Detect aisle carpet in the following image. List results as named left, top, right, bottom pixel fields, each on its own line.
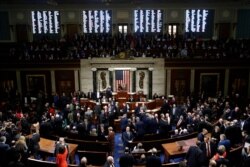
left=114, top=133, right=124, bottom=167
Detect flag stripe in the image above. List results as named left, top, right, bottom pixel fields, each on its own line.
left=115, top=70, right=130, bottom=91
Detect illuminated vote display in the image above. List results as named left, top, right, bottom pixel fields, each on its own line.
left=185, top=9, right=214, bottom=37
left=134, top=9, right=163, bottom=33
left=82, top=10, right=112, bottom=33
left=31, top=11, right=60, bottom=34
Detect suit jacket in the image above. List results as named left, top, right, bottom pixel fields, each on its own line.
left=29, top=133, right=40, bottom=153
left=146, top=155, right=162, bottom=167
left=135, top=121, right=145, bottom=137
left=0, top=142, right=10, bottom=165
left=243, top=156, right=250, bottom=167
left=122, top=131, right=134, bottom=147
left=119, top=154, right=134, bottom=167
left=200, top=141, right=217, bottom=160
left=186, top=146, right=204, bottom=167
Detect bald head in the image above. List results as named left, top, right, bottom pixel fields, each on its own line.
left=107, top=156, right=114, bottom=164
left=80, top=157, right=87, bottom=165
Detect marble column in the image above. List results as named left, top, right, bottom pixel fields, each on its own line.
left=166, top=69, right=171, bottom=96
left=148, top=68, right=154, bottom=99
left=74, top=70, right=79, bottom=91
left=91, top=68, right=97, bottom=92
left=224, top=69, right=230, bottom=96
left=131, top=68, right=137, bottom=93
left=109, top=68, right=114, bottom=90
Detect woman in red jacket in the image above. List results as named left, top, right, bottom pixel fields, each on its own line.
left=56, top=145, right=68, bottom=167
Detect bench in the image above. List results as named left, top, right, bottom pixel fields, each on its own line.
left=77, top=150, right=108, bottom=166
left=27, top=157, right=78, bottom=167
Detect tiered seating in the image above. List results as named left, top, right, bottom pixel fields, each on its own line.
left=27, top=158, right=78, bottom=167
left=64, top=137, right=110, bottom=152
left=77, top=150, right=108, bottom=166
left=130, top=132, right=198, bottom=151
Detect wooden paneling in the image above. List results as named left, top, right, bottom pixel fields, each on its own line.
left=20, top=71, right=51, bottom=97
left=55, top=70, right=75, bottom=96
left=218, top=23, right=231, bottom=40
left=16, top=24, right=28, bottom=42
left=0, top=71, right=17, bottom=99
left=66, top=24, right=78, bottom=39
left=171, top=69, right=191, bottom=102
left=229, top=69, right=249, bottom=97
left=194, top=69, right=225, bottom=97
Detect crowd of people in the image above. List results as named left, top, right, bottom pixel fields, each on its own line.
left=0, top=88, right=250, bottom=167
left=3, top=33, right=250, bottom=61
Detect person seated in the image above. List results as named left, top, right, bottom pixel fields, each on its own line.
left=89, top=128, right=98, bottom=136
left=146, top=148, right=162, bottom=167
left=78, top=157, right=88, bottom=167
left=132, top=142, right=146, bottom=153
left=119, top=147, right=135, bottom=167
left=103, top=156, right=115, bottom=167
left=136, top=154, right=146, bottom=165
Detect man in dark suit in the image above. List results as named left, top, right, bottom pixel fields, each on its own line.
left=146, top=148, right=162, bottom=167
left=197, top=128, right=208, bottom=142
left=120, top=114, right=128, bottom=132
left=135, top=116, right=145, bottom=138
left=122, top=126, right=134, bottom=149
left=28, top=128, right=40, bottom=159
left=0, top=136, right=10, bottom=167
left=199, top=136, right=217, bottom=166
left=185, top=141, right=205, bottom=167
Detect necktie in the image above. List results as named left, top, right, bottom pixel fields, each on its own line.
left=207, top=142, right=211, bottom=157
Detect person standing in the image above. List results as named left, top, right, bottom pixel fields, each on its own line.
left=0, top=136, right=10, bottom=167
left=28, top=128, right=40, bottom=159
left=185, top=141, right=205, bottom=167
left=122, top=126, right=134, bottom=149
left=56, top=145, right=68, bottom=167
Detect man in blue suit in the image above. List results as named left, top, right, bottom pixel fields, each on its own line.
left=122, top=126, right=134, bottom=149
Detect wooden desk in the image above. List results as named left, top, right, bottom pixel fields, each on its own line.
left=162, top=138, right=197, bottom=162
left=39, top=138, right=78, bottom=163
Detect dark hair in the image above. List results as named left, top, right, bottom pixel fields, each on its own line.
left=58, top=145, right=65, bottom=154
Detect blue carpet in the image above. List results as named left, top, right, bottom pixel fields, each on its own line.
left=114, top=133, right=124, bottom=167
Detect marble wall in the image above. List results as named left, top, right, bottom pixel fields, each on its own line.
left=80, top=57, right=165, bottom=98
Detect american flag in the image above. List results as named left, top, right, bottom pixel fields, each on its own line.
left=115, top=70, right=130, bottom=92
